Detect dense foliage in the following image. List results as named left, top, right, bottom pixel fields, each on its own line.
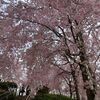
left=0, top=81, right=17, bottom=90
left=0, top=0, right=99, bottom=100
left=36, top=86, right=49, bottom=95
left=33, top=86, right=72, bottom=100
left=33, top=94, right=73, bottom=100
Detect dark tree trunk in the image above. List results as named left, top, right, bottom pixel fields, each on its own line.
left=86, top=89, right=95, bottom=100
left=69, top=81, right=73, bottom=99
left=65, top=54, right=80, bottom=100
left=76, top=32, right=96, bottom=100
left=63, top=76, right=73, bottom=99
left=73, top=75, right=80, bottom=100
left=71, top=67, right=80, bottom=100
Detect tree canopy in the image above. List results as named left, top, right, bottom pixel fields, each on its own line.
left=0, top=0, right=100, bottom=100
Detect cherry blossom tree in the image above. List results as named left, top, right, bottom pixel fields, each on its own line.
left=0, top=0, right=100, bottom=100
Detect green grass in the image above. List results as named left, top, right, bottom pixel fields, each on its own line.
left=33, top=93, right=73, bottom=100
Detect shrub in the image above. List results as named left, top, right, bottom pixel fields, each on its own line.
left=37, top=86, right=49, bottom=95
left=33, top=94, right=73, bottom=100
left=0, top=82, right=8, bottom=90
left=0, top=81, right=17, bottom=90
left=33, top=86, right=73, bottom=100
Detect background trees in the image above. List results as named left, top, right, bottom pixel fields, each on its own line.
left=0, top=0, right=100, bottom=100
